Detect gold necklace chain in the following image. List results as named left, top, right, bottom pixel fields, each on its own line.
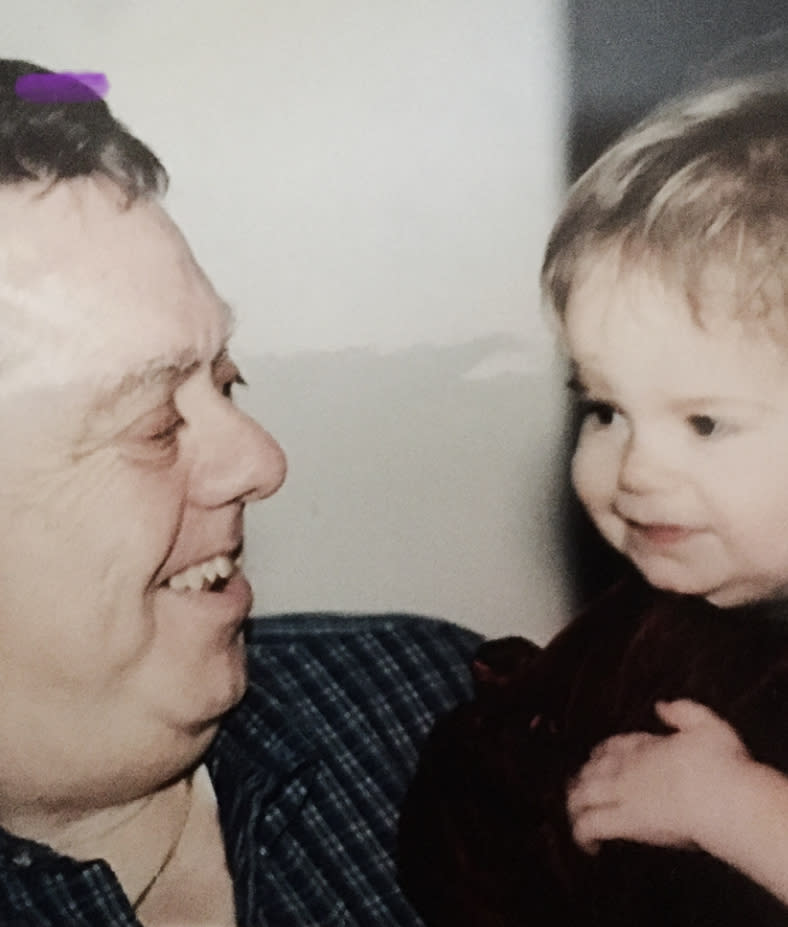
left=131, top=777, right=194, bottom=913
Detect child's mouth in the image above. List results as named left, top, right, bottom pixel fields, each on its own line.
left=629, top=522, right=694, bottom=545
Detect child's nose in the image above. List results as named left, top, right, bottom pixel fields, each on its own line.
left=617, top=431, right=671, bottom=494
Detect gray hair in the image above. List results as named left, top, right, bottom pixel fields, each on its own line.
left=0, top=59, right=167, bottom=202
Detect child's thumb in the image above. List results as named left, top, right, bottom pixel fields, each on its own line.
left=654, top=698, right=718, bottom=731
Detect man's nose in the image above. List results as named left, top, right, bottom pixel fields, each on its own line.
left=190, top=405, right=287, bottom=507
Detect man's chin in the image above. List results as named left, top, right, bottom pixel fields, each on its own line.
left=208, top=636, right=250, bottom=715
left=182, top=634, right=249, bottom=730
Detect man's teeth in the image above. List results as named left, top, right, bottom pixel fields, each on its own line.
left=167, top=553, right=241, bottom=593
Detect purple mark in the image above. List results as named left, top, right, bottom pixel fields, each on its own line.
left=14, top=71, right=109, bottom=103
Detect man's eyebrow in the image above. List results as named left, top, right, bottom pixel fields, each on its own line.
left=89, top=302, right=237, bottom=414
left=91, top=352, right=203, bottom=414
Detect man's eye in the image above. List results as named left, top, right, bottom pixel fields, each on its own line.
left=149, top=417, right=184, bottom=446
left=688, top=414, right=719, bottom=437
left=221, top=372, right=247, bottom=399
left=579, top=400, right=617, bottom=427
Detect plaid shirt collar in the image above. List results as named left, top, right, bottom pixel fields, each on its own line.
left=207, top=675, right=322, bottom=923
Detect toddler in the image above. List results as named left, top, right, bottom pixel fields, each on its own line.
left=399, top=72, right=788, bottom=925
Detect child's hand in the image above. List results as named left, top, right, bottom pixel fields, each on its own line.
left=566, top=699, right=753, bottom=853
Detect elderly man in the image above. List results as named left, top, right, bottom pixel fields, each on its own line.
left=0, top=59, right=479, bottom=926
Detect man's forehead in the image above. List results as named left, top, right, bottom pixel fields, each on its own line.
left=0, top=177, right=190, bottom=292
left=0, top=177, right=126, bottom=253
left=0, top=177, right=236, bottom=399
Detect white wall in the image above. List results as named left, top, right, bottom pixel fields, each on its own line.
left=7, top=0, right=571, bottom=642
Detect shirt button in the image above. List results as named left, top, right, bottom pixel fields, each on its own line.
left=12, top=849, right=33, bottom=867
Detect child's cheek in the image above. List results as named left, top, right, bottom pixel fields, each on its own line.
left=571, top=436, right=627, bottom=543
left=571, top=433, right=609, bottom=506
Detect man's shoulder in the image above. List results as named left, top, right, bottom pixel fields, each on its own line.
left=246, top=610, right=481, bottom=651
left=215, top=616, right=484, bottom=925
left=243, top=612, right=482, bottom=741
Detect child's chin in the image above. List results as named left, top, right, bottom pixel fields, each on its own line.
left=640, top=569, right=761, bottom=607
left=635, top=562, right=706, bottom=598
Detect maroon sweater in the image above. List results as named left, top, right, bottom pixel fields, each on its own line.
left=398, top=579, right=788, bottom=926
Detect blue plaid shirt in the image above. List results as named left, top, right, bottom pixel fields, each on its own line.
left=0, top=613, right=480, bottom=926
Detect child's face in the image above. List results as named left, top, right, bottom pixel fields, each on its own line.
left=564, top=251, right=788, bottom=607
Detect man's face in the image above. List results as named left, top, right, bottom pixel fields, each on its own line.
left=565, top=250, right=788, bottom=608
left=0, top=179, right=286, bottom=809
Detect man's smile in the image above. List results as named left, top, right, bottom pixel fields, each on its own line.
left=164, top=543, right=244, bottom=593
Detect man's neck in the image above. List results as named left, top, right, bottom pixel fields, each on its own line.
left=9, top=773, right=196, bottom=907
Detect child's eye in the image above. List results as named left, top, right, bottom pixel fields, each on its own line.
left=688, top=414, right=719, bottom=437
left=579, top=400, right=618, bottom=427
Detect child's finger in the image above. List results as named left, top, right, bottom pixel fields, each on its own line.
left=583, top=748, right=622, bottom=779
left=566, top=767, right=621, bottom=819
left=570, top=804, right=626, bottom=853
left=581, top=732, right=657, bottom=785
left=588, top=731, right=654, bottom=762
left=654, top=699, right=725, bottom=731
